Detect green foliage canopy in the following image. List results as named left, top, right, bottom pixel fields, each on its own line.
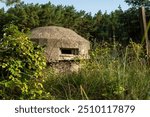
left=0, top=1, right=149, bottom=45
left=0, top=0, right=20, bottom=5
left=125, top=0, right=150, bottom=7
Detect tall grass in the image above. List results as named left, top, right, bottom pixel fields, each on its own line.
left=43, top=41, right=150, bottom=100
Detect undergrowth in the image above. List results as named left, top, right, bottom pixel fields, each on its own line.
left=43, top=41, right=150, bottom=100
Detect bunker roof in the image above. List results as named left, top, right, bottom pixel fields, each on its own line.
left=30, top=26, right=89, bottom=44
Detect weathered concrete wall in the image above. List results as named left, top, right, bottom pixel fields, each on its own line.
left=48, top=61, right=80, bottom=73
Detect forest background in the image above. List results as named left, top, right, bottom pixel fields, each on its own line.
left=0, top=0, right=150, bottom=44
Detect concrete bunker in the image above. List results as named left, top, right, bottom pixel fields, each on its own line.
left=30, top=26, right=90, bottom=72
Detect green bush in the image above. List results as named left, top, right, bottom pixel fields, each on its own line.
left=0, top=24, right=49, bottom=99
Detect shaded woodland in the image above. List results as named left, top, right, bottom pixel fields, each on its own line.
left=0, top=1, right=150, bottom=45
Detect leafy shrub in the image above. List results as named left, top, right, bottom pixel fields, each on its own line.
left=0, top=24, right=48, bottom=99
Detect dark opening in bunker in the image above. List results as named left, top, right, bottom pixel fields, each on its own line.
left=60, top=48, right=79, bottom=55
